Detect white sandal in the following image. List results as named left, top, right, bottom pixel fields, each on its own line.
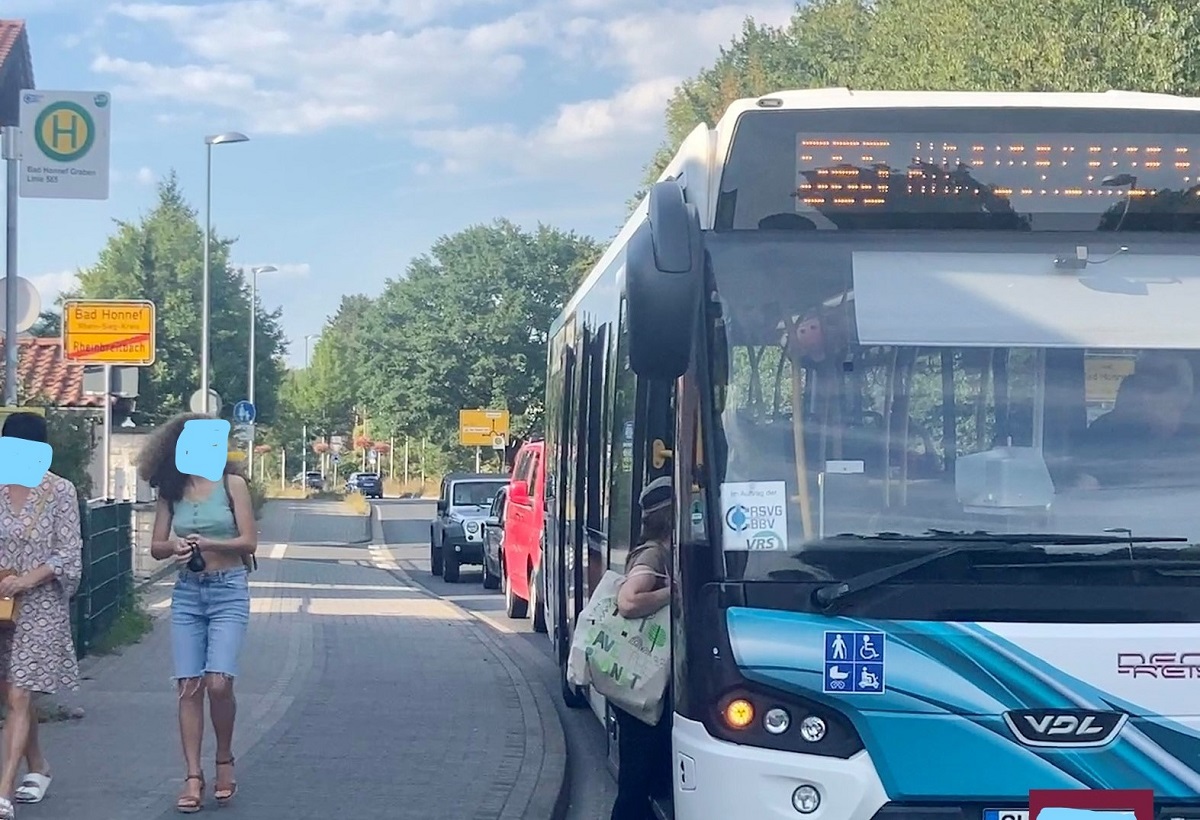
left=0, top=795, right=14, bottom=818
left=13, top=773, right=49, bottom=803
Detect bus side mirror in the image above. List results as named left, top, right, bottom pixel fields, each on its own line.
left=626, top=180, right=704, bottom=381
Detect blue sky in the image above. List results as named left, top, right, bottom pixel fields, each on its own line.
left=9, top=0, right=794, bottom=366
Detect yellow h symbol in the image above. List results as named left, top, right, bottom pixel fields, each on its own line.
left=50, top=111, right=81, bottom=152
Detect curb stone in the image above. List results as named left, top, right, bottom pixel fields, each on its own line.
left=371, top=506, right=569, bottom=820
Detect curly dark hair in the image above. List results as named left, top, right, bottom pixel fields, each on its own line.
left=135, top=412, right=244, bottom=503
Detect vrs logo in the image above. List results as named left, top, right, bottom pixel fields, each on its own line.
left=1003, top=709, right=1127, bottom=748
left=746, top=531, right=783, bottom=550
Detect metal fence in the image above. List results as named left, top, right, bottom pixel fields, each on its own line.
left=70, top=499, right=134, bottom=660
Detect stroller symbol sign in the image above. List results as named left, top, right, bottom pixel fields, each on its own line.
left=823, top=630, right=886, bottom=694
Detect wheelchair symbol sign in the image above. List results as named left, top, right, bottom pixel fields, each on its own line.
left=823, top=630, right=886, bottom=694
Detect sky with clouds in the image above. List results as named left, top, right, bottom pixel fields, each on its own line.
left=11, top=0, right=794, bottom=365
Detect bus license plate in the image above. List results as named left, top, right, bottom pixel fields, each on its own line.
left=983, top=811, right=1027, bottom=820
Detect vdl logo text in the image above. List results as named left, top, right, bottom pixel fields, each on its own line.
left=724, top=503, right=784, bottom=532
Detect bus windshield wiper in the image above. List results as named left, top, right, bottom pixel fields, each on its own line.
left=811, top=531, right=1188, bottom=612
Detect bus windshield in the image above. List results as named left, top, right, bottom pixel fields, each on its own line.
left=707, top=232, right=1200, bottom=583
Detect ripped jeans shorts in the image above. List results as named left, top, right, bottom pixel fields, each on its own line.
left=170, top=567, right=251, bottom=681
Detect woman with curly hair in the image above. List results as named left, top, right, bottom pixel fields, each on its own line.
left=135, top=412, right=257, bottom=814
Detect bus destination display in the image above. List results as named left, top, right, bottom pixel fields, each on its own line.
left=795, top=133, right=1200, bottom=214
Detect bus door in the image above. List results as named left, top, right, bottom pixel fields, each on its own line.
left=607, top=365, right=676, bottom=773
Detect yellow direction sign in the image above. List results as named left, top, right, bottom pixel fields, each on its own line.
left=459, top=409, right=509, bottom=447
left=62, top=299, right=156, bottom=366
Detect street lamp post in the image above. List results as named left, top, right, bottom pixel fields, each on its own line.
left=301, top=333, right=317, bottom=481
left=200, top=131, right=250, bottom=415
left=247, top=264, right=277, bottom=477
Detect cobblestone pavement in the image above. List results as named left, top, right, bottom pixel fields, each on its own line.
left=22, top=501, right=565, bottom=820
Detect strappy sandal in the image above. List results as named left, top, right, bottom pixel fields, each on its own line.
left=213, top=757, right=237, bottom=804
left=176, top=773, right=204, bottom=814
left=0, top=795, right=14, bottom=819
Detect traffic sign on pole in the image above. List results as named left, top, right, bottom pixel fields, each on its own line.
left=233, top=400, right=256, bottom=424
left=62, top=299, right=155, bottom=366
left=458, top=409, right=509, bottom=447
left=19, top=90, right=111, bottom=200
left=188, top=388, right=222, bottom=416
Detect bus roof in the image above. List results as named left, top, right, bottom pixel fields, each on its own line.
left=719, top=88, right=1200, bottom=122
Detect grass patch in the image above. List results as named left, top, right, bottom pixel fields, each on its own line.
left=265, top=485, right=308, bottom=499
left=385, top=477, right=440, bottom=499
left=343, top=492, right=371, bottom=515
left=88, top=596, right=154, bottom=656
left=310, top=489, right=346, bottom=501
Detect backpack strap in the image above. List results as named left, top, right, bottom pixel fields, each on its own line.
left=223, top=473, right=257, bottom=573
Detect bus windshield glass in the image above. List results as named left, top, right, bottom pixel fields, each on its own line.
left=716, top=107, right=1200, bottom=232
left=707, top=232, right=1200, bottom=583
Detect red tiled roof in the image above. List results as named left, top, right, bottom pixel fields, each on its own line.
left=0, top=21, right=32, bottom=89
left=2, top=337, right=102, bottom=407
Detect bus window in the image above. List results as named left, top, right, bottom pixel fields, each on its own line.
left=608, top=305, right=636, bottom=573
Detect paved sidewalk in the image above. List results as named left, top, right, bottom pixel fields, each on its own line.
left=17, top=502, right=564, bottom=819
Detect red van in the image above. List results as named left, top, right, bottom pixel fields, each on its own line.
left=502, top=438, right=546, bottom=632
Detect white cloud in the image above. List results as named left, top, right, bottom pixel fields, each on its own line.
left=135, top=167, right=155, bottom=185
left=598, top=3, right=794, bottom=82
left=27, top=270, right=79, bottom=308
left=92, top=0, right=795, bottom=174
left=412, top=77, right=679, bottom=176
left=413, top=2, right=794, bottom=175
left=94, top=1, right=533, bottom=133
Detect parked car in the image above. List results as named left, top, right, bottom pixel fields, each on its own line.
left=299, top=471, right=323, bottom=490
left=346, top=471, right=383, bottom=498
left=502, top=438, right=546, bottom=632
left=481, top=486, right=507, bottom=590
left=430, top=473, right=509, bottom=583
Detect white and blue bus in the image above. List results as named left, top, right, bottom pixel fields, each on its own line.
left=543, top=88, right=1200, bottom=820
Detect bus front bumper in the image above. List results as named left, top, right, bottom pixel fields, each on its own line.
left=672, top=714, right=888, bottom=820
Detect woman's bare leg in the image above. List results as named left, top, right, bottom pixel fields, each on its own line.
left=177, top=677, right=206, bottom=802
left=205, top=673, right=236, bottom=796
left=0, top=685, right=33, bottom=799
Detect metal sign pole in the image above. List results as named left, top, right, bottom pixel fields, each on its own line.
left=103, top=364, right=113, bottom=499
left=3, top=126, right=18, bottom=406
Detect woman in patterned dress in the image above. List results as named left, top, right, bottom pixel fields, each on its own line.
left=0, top=412, right=83, bottom=819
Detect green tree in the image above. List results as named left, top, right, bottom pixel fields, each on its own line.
left=71, top=172, right=287, bottom=423
left=305, top=294, right=373, bottom=436
left=28, top=310, right=61, bottom=338
left=357, top=220, right=599, bottom=468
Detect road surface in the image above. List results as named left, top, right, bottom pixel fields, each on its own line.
left=375, top=498, right=619, bottom=819
left=35, top=499, right=569, bottom=820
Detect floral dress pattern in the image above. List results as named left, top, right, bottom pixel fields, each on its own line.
left=0, top=473, right=82, bottom=693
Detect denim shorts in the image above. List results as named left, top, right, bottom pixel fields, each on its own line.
left=170, top=567, right=251, bottom=680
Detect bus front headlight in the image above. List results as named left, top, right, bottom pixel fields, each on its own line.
left=799, top=715, right=826, bottom=743
left=763, top=707, right=790, bottom=735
